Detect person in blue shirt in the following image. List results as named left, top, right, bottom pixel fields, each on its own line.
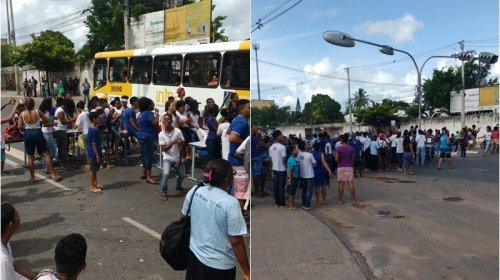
left=136, top=97, right=159, bottom=184
left=228, top=99, right=250, bottom=208
left=251, top=124, right=268, bottom=198
left=87, top=111, right=104, bottom=193
left=204, top=103, right=220, bottom=161
left=349, top=134, right=363, bottom=178
left=181, top=159, right=250, bottom=280
left=286, top=145, right=300, bottom=209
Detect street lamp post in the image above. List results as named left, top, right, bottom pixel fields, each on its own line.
left=323, top=30, right=476, bottom=129
left=323, top=30, right=423, bottom=127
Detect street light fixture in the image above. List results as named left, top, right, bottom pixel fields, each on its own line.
left=323, top=30, right=476, bottom=129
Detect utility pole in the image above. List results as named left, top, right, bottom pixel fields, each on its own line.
left=459, top=40, right=466, bottom=129
left=253, top=43, right=262, bottom=100
left=124, top=0, right=130, bottom=49
left=8, top=0, right=20, bottom=95
left=6, top=0, right=11, bottom=44
left=346, top=67, right=352, bottom=135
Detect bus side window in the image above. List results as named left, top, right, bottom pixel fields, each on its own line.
left=130, top=56, right=152, bottom=84
left=109, top=58, right=128, bottom=83
left=221, top=51, right=250, bottom=90
left=153, top=55, right=182, bottom=86
left=183, top=52, right=220, bottom=87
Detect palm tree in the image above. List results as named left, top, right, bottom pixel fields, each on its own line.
left=352, top=88, right=371, bottom=111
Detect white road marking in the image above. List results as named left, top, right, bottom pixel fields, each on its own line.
left=122, top=217, right=161, bottom=240
left=5, top=149, right=72, bottom=192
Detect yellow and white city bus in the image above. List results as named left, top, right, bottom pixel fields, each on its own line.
left=91, top=40, right=250, bottom=114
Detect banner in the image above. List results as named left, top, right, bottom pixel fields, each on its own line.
left=164, top=0, right=211, bottom=44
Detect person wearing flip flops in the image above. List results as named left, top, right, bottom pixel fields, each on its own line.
left=17, top=98, right=61, bottom=183
left=86, top=111, right=104, bottom=193
left=158, top=113, right=187, bottom=201
left=437, top=129, right=453, bottom=170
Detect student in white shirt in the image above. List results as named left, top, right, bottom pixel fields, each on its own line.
left=297, top=140, right=317, bottom=210
left=158, top=113, right=187, bottom=201
left=268, top=130, right=287, bottom=207
left=415, top=130, right=427, bottom=166
left=1, top=203, right=36, bottom=280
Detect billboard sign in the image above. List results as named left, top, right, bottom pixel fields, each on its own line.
left=164, top=0, right=211, bottom=44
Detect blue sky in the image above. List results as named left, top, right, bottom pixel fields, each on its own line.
left=251, top=0, right=499, bottom=109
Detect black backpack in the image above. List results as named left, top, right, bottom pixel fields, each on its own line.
left=159, top=183, right=203, bottom=270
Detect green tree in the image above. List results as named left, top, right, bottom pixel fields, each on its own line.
left=82, top=0, right=125, bottom=60
left=352, top=88, right=371, bottom=111
left=14, top=31, right=76, bottom=80
left=1, top=43, right=15, bottom=67
left=211, top=4, right=228, bottom=42
left=354, top=102, right=398, bottom=128
left=422, top=61, right=497, bottom=113
left=302, top=94, right=343, bottom=124
left=422, top=67, right=460, bottom=113
left=252, top=103, right=292, bottom=128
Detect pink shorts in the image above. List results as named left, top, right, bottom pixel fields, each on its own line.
left=337, top=167, right=354, bottom=182
left=233, top=166, right=249, bottom=200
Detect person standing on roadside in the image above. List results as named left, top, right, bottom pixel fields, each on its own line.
left=297, top=140, right=316, bottom=210
left=158, top=113, right=187, bottom=201
left=137, top=97, right=160, bottom=184
left=86, top=111, right=104, bottom=193
left=269, top=130, right=287, bottom=207
left=415, top=130, right=426, bottom=166
left=228, top=99, right=250, bottom=209
left=437, top=129, right=453, bottom=170
left=335, top=135, right=356, bottom=205
left=480, top=126, right=493, bottom=157
left=182, top=159, right=250, bottom=280
left=18, top=97, right=61, bottom=183
left=82, top=78, right=91, bottom=105
left=286, top=145, right=300, bottom=209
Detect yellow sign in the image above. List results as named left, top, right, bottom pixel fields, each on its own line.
left=479, top=86, right=499, bottom=106
left=164, top=0, right=211, bottom=43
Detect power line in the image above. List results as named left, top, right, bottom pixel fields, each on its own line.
left=252, top=0, right=304, bottom=33
left=254, top=57, right=413, bottom=87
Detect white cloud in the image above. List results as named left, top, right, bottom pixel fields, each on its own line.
left=404, top=72, right=418, bottom=86
left=358, top=13, right=423, bottom=43
left=304, top=57, right=333, bottom=75
left=213, top=0, right=250, bottom=41
left=370, top=71, right=396, bottom=84
left=436, top=58, right=460, bottom=71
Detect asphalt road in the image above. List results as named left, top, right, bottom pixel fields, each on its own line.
left=1, top=94, right=249, bottom=279
left=307, top=153, right=499, bottom=280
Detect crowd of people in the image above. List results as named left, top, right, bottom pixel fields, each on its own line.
left=22, top=76, right=82, bottom=99
left=1, top=86, right=251, bottom=279
left=252, top=124, right=498, bottom=210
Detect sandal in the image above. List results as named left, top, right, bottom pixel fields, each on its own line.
left=146, top=180, right=158, bottom=185
left=51, top=176, right=61, bottom=182
left=90, top=189, right=103, bottom=194
left=97, top=184, right=105, bottom=190
left=160, top=194, right=168, bottom=201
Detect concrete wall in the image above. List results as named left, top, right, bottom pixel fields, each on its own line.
left=2, top=62, right=92, bottom=95
left=272, top=113, right=499, bottom=139
left=399, top=113, right=499, bottom=138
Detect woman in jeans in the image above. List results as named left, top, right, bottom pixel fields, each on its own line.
left=17, top=98, right=60, bottom=182
left=181, top=159, right=250, bottom=280
left=39, top=98, right=57, bottom=173
left=137, top=97, right=159, bottom=184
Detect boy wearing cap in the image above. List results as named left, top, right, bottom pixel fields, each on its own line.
left=269, top=130, right=287, bottom=207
